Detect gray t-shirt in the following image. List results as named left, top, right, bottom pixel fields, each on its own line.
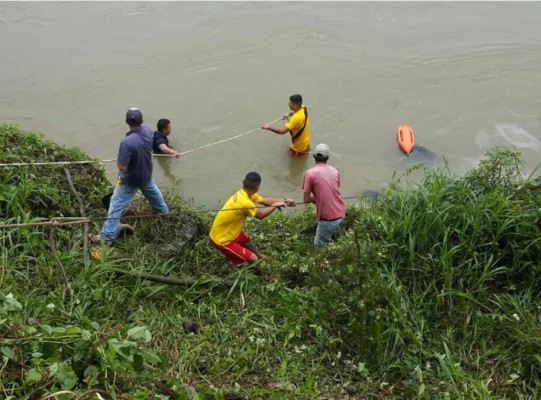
left=117, top=126, right=153, bottom=187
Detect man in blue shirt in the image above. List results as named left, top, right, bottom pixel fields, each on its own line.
left=95, top=108, right=169, bottom=245
left=153, top=119, right=181, bottom=158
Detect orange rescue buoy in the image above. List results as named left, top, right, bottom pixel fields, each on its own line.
left=397, top=125, right=415, bottom=155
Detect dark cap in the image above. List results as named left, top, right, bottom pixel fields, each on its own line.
left=126, top=107, right=143, bottom=125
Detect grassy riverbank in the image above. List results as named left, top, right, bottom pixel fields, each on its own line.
left=1, top=124, right=541, bottom=399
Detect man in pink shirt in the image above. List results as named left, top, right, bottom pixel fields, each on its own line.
left=302, top=143, right=346, bottom=245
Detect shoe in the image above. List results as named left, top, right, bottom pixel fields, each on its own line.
left=117, top=224, right=135, bottom=237
left=88, top=233, right=112, bottom=246
left=89, top=233, right=101, bottom=244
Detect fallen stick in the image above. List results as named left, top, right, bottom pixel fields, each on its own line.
left=105, top=267, right=234, bottom=287
left=49, top=222, right=72, bottom=294
left=64, top=168, right=89, bottom=259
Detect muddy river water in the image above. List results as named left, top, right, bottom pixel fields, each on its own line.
left=1, top=2, right=540, bottom=210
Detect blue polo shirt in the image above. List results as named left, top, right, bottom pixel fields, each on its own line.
left=117, top=126, right=153, bottom=187
left=153, top=131, right=169, bottom=153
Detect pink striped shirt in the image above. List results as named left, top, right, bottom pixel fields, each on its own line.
left=303, top=163, right=345, bottom=222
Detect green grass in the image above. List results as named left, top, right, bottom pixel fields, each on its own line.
left=1, top=124, right=541, bottom=399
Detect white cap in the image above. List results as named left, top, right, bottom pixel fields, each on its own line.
left=314, top=143, right=330, bottom=158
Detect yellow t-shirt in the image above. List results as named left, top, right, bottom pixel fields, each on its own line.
left=285, top=106, right=310, bottom=153
left=209, top=189, right=264, bottom=245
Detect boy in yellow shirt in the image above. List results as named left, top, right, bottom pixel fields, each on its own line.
left=209, top=172, right=295, bottom=267
left=261, top=94, right=310, bottom=156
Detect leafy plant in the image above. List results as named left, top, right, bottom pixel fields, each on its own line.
left=2, top=125, right=541, bottom=398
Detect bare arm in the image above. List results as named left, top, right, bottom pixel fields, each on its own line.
left=303, top=192, right=314, bottom=204
left=261, top=110, right=294, bottom=133
left=282, top=111, right=294, bottom=120
left=260, top=196, right=296, bottom=207
left=260, top=124, right=290, bottom=135
left=158, top=143, right=181, bottom=158
left=254, top=202, right=283, bottom=219
left=118, top=164, right=127, bottom=172
left=254, top=197, right=296, bottom=219
left=259, top=196, right=284, bottom=206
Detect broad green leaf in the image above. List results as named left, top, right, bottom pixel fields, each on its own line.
left=127, top=326, right=151, bottom=342
left=51, top=327, right=66, bottom=335
left=57, top=364, right=77, bottom=389
left=4, top=297, right=22, bottom=311
left=40, top=324, right=53, bottom=335
left=1, top=346, right=16, bottom=360
left=24, top=369, right=42, bottom=385
left=82, top=329, right=92, bottom=341
left=64, top=326, right=82, bottom=336
left=139, top=348, right=162, bottom=364
left=84, top=365, right=99, bottom=377
left=357, top=362, right=366, bottom=374
left=83, top=365, right=99, bottom=384
left=48, top=362, right=59, bottom=377
left=418, top=383, right=426, bottom=396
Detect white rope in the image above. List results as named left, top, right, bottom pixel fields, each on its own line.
left=180, top=118, right=282, bottom=156
left=0, top=118, right=282, bottom=167
left=0, top=159, right=117, bottom=167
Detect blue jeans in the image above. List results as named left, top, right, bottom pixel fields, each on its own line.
left=100, top=179, right=168, bottom=243
left=314, top=218, right=343, bottom=246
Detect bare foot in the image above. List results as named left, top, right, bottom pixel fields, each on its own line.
left=249, top=265, right=273, bottom=282
left=250, top=265, right=264, bottom=276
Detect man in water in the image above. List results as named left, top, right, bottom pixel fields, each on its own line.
left=153, top=118, right=181, bottom=158
left=261, top=94, right=310, bottom=156
left=302, top=144, right=346, bottom=245
left=209, top=172, right=295, bottom=270
left=93, top=108, right=169, bottom=245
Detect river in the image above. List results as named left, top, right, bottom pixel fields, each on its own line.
left=1, top=1, right=540, bottom=210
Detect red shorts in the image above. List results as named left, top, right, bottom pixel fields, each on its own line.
left=211, top=231, right=253, bottom=265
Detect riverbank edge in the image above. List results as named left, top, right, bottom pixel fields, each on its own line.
left=1, top=124, right=541, bottom=399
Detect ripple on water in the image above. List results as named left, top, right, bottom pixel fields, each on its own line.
left=476, top=123, right=540, bottom=152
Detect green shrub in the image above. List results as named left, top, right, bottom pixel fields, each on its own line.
left=2, top=124, right=541, bottom=398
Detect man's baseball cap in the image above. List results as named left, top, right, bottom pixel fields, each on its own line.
left=314, top=143, right=330, bottom=158
left=126, top=108, right=143, bottom=125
